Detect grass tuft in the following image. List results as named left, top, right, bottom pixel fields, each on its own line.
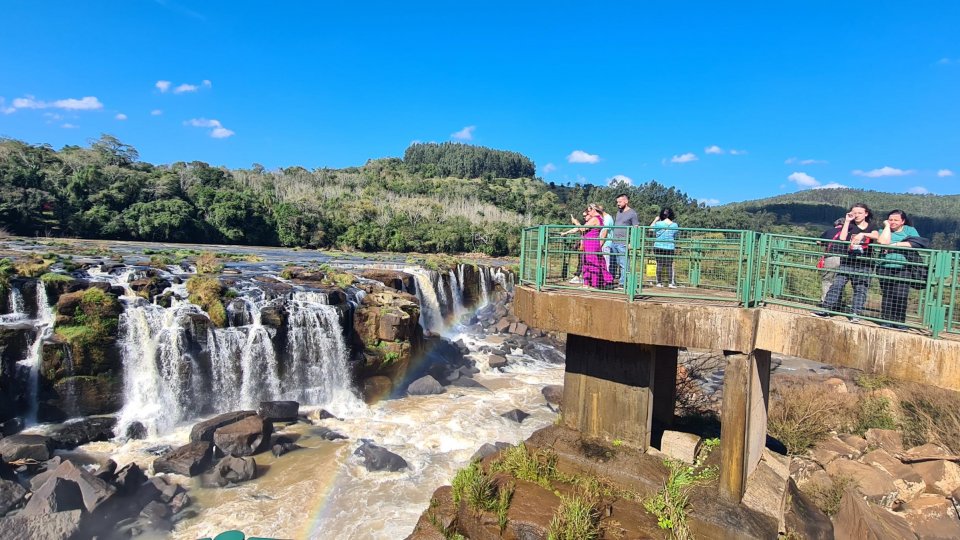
left=767, top=380, right=853, bottom=454
left=547, top=495, right=600, bottom=540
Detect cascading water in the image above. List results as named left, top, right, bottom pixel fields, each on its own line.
left=406, top=268, right=443, bottom=333
left=479, top=266, right=490, bottom=307
left=448, top=269, right=464, bottom=319
left=435, top=272, right=449, bottom=314
left=1, top=285, right=27, bottom=323
left=20, top=284, right=54, bottom=425
left=285, top=291, right=361, bottom=412
left=238, top=297, right=281, bottom=409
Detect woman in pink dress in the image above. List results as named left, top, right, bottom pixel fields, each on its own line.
left=580, top=204, right=614, bottom=288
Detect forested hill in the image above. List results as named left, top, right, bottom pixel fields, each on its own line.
left=7, top=135, right=949, bottom=254
left=725, top=188, right=960, bottom=249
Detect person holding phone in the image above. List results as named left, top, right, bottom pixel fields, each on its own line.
left=815, top=203, right=879, bottom=322
left=650, top=207, right=679, bottom=288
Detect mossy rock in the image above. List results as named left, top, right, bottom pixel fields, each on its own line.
left=187, top=275, right=227, bottom=327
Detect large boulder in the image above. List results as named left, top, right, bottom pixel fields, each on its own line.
left=901, top=494, right=960, bottom=539
left=353, top=290, right=421, bottom=379
left=360, top=270, right=415, bottom=292
left=29, top=460, right=116, bottom=515
left=257, top=401, right=299, bottom=423
left=541, top=385, right=563, bottom=406
left=0, top=478, right=27, bottom=516
left=0, top=434, right=54, bottom=462
left=213, top=415, right=272, bottom=457
left=210, top=456, right=258, bottom=487
left=48, top=416, right=117, bottom=450
left=189, top=410, right=256, bottom=443
left=824, top=459, right=899, bottom=508
left=0, top=509, right=84, bottom=540
left=153, top=441, right=213, bottom=477
left=354, top=440, right=408, bottom=472
left=500, top=409, right=530, bottom=424
left=20, top=477, right=85, bottom=516
left=44, top=375, right=123, bottom=418
left=782, top=479, right=833, bottom=540
left=832, top=487, right=915, bottom=539
left=407, top=375, right=444, bottom=396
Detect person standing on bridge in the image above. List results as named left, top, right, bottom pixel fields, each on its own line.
left=580, top=204, right=614, bottom=288
left=818, top=218, right=846, bottom=302
left=877, top=210, right=921, bottom=329
left=650, top=207, right=679, bottom=288
left=609, top=193, right=639, bottom=288
left=815, top=203, right=879, bottom=323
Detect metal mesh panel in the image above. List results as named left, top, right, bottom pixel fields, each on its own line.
left=946, top=252, right=960, bottom=335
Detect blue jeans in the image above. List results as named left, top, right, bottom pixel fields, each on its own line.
left=608, top=242, right=627, bottom=286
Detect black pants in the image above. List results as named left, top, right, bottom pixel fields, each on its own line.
left=654, top=248, right=675, bottom=285
left=877, top=266, right=911, bottom=323
left=822, top=262, right=872, bottom=316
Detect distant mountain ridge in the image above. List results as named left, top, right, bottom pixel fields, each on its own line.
left=725, top=188, right=960, bottom=249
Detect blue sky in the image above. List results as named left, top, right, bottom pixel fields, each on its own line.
left=1, top=1, right=958, bottom=204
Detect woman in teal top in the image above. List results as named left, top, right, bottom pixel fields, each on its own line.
left=649, top=207, right=679, bottom=287
left=876, top=210, right=920, bottom=327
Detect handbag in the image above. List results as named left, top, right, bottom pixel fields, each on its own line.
left=816, top=257, right=826, bottom=269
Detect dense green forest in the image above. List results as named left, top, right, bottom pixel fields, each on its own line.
left=1, top=136, right=956, bottom=254
left=727, top=189, right=960, bottom=250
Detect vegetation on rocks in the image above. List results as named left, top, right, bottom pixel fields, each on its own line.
left=767, top=380, right=853, bottom=454
left=547, top=495, right=601, bottom=540
left=195, top=252, right=224, bottom=274
left=186, top=275, right=227, bottom=327
left=39, top=271, right=72, bottom=283
left=643, top=439, right=718, bottom=539
left=54, top=287, right=121, bottom=369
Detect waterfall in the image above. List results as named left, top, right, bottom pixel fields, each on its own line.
left=448, top=269, right=464, bottom=319
left=407, top=268, right=442, bottom=333
left=20, top=284, right=54, bottom=424
left=435, top=272, right=449, bottom=314
left=285, top=291, right=359, bottom=410
left=2, top=286, right=27, bottom=323
left=238, top=298, right=281, bottom=408
left=479, top=266, right=490, bottom=307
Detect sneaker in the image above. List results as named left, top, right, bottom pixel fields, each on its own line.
left=568, top=276, right=582, bottom=284
left=849, top=317, right=861, bottom=324
left=655, top=283, right=664, bottom=288
left=811, top=311, right=830, bottom=318
left=668, top=283, right=677, bottom=289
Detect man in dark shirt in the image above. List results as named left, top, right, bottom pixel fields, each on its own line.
left=609, top=193, right=639, bottom=287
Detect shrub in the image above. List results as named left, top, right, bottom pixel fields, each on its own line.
left=767, top=380, right=853, bottom=454
left=196, top=252, right=224, bottom=274
left=853, top=395, right=896, bottom=436
left=854, top=373, right=893, bottom=391
left=490, top=443, right=560, bottom=489
left=186, top=276, right=227, bottom=327
left=643, top=458, right=716, bottom=540
left=13, top=257, right=54, bottom=277
left=803, top=474, right=857, bottom=516
left=548, top=495, right=600, bottom=540
left=897, top=383, right=960, bottom=453
left=40, top=272, right=72, bottom=283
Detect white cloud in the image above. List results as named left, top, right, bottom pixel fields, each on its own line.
left=814, top=182, right=848, bottom=190
left=705, top=145, right=724, bottom=155
left=185, top=118, right=235, bottom=138
left=61, top=123, right=78, bottom=129
left=852, top=166, right=915, bottom=178
left=937, top=169, right=954, bottom=177
left=0, top=98, right=15, bottom=114
left=729, top=149, right=748, bottom=155
left=150, top=109, right=163, bottom=116
left=908, top=186, right=930, bottom=194
left=451, top=125, right=476, bottom=141
left=788, top=172, right=820, bottom=187
left=202, top=79, right=212, bottom=88
left=567, top=150, right=600, bottom=164
left=785, top=157, right=827, bottom=165
left=115, top=113, right=128, bottom=120
left=607, top=174, right=633, bottom=186
left=156, top=80, right=172, bottom=93
left=542, top=163, right=557, bottom=174
left=670, top=152, right=698, bottom=164
left=173, top=83, right=198, bottom=94
left=699, top=198, right=721, bottom=206
left=937, top=58, right=956, bottom=65
left=6, top=95, right=103, bottom=112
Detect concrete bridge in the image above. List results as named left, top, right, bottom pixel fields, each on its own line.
left=515, top=225, right=960, bottom=503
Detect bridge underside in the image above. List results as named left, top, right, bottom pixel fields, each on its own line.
left=515, top=286, right=960, bottom=502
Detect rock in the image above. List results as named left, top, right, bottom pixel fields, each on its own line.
left=810, top=436, right=860, bottom=465
left=362, top=376, right=393, bottom=404
left=114, top=463, right=146, bottom=495
left=21, top=477, right=85, bottom=516
left=258, top=401, right=299, bottom=422
left=0, top=478, right=27, bottom=516
left=148, top=476, right=184, bottom=504
left=500, top=409, right=530, bottom=423
left=93, top=459, right=117, bottom=482
left=0, top=417, right=24, bottom=437
left=910, top=459, right=960, bottom=496
left=541, top=385, right=563, bottom=405
left=837, top=434, right=868, bottom=454
left=354, top=441, right=408, bottom=472
left=213, top=415, right=272, bottom=457
left=511, top=322, right=528, bottom=336
left=860, top=449, right=926, bottom=502
left=901, top=494, right=960, bottom=539
left=125, top=421, right=147, bottom=440
left=360, top=269, right=414, bottom=292
left=137, top=500, right=173, bottom=533
left=0, top=509, right=83, bottom=540
left=272, top=442, right=300, bottom=457
left=448, top=378, right=488, bottom=390
left=823, top=377, right=847, bottom=393
left=153, top=441, right=213, bottom=477
left=660, top=431, right=702, bottom=464
left=170, top=491, right=191, bottom=515
left=48, top=416, right=117, bottom=450
left=488, top=355, right=508, bottom=369
left=863, top=428, right=903, bottom=455
left=312, top=427, right=348, bottom=441
left=211, top=456, right=258, bottom=487
left=312, top=409, right=340, bottom=421
left=470, top=443, right=503, bottom=462
left=0, top=458, right=16, bottom=482
left=0, top=434, right=53, bottom=462
left=493, top=319, right=511, bottom=333
left=904, top=442, right=952, bottom=459
left=832, top=487, right=914, bottom=539
left=825, top=459, right=898, bottom=508
left=189, top=410, right=256, bottom=443
left=407, top=375, right=444, bottom=396
left=783, top=479, right=833, bottom=540
left=38, top=460, right=116, bottom=514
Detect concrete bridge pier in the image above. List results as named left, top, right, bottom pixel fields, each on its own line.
left=563, top=335, right=678, bottom=449
left=719, top=349, right=771, bottom=503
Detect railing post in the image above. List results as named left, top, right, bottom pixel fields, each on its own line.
left=535, top=226, right=546, bottom=292
left=519, top=228, right=528, bottom=285
left=739, top=231, right=754, bottom=306
left=927, top=250, right=951, bottom=338
left=627, top=226, right=640, bottom=300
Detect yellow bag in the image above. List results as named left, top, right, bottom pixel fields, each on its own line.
left=644, top=260, right=656, bottom=278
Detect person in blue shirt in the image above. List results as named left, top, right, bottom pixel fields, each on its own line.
left=876, top=209, right=921, bottom=328
left=650, top=207, right=679, bottom=288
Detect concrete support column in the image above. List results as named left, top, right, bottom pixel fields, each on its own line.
left=719, top=349, right=771, bottom=503
left=563, top=334, right=656, bottom=449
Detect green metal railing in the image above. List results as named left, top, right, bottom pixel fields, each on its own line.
left=519, top=225, right=960, bottom=339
